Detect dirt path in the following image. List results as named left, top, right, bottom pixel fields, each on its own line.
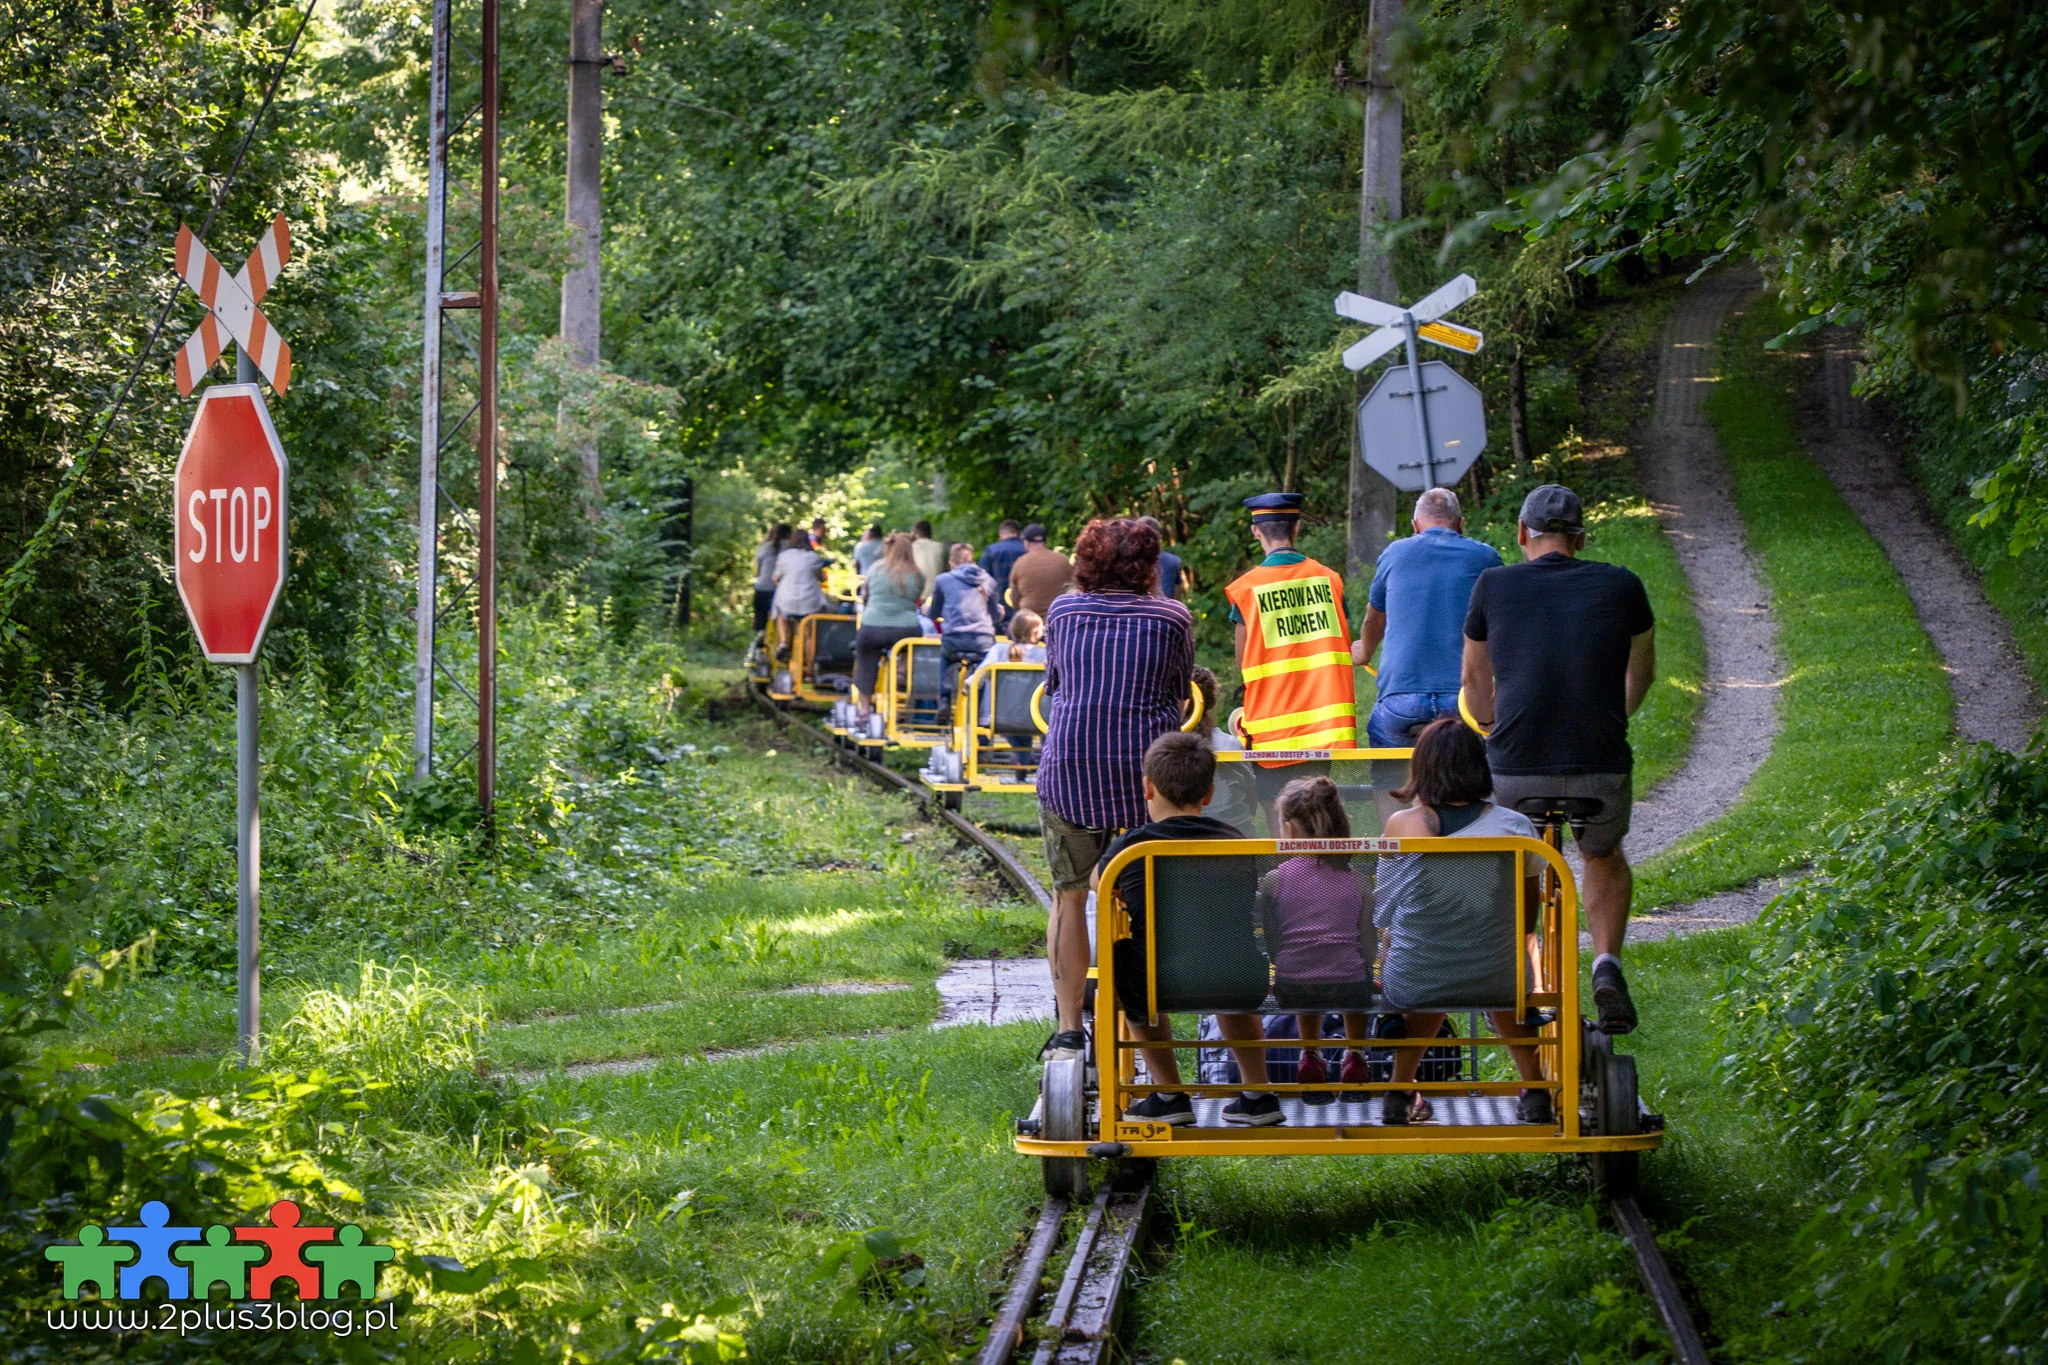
left=1628, top=268, right=1784, bottom=867
left=1798, top=328, right=2042, bottom=752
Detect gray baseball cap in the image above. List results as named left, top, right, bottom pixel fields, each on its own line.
left=1519, top=484, right=1585, bottom=536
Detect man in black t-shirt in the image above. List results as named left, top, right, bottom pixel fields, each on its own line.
left=1089, top=733, right=1284, bottom=1126
left=1462, top=485, right=1657, bottom=1033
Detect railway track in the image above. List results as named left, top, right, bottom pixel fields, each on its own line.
left=745, top=682, right=1710, bottom=1362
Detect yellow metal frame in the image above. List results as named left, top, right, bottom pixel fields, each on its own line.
left=917, top=653, right=984, bottom=795
left=772, top=613, right=858, bottom=705
left=881, top=636, right=950, bottom=749
left=1030, top=679, right=1206, bottom=735
left=963, top=661, right=1045, bottom=794
left=1211, top=747, right=1409, bottom=765
left=1014, top=834, right=1660, bottom=1159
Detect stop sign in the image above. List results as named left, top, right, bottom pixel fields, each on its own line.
left=174, top=383, right=289, bottom=663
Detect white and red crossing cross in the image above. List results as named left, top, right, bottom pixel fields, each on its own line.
left=173, top=213, right=293, bottom=396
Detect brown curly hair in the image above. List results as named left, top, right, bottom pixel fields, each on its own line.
left=1071, top=518, right=1161, bottom=595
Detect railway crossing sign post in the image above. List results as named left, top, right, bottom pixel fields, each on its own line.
left=170, top=215, right=294, bottom=1065
left=1335, top=273, right=1490, bottom=492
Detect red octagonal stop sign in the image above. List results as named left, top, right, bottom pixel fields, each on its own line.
left=174, top=384, right=289, bottom=663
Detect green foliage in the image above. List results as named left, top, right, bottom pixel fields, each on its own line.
left=1719, top=743, right=2048, bottom=1361
left=1885, top=379, right=2048, bottom=695
left=1503, top=0, right=2048, bottom=560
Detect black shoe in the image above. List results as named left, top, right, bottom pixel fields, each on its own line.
left=1121, top=1092, right=1195, bottom=1126
left=1380, top=1090, right=1412, bottom=1126
left=1222, top=1092, right=1285, bottom=1126
left=1516, top=1089, right=1555, bottom=1125
left=1592, top=960, right=1638, bottom=1035
left=1039, top=1029, right=1088, bottom=1062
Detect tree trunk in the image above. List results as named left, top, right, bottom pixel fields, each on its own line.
left=562, top=0, right=603, bottom=497
left=1508, top=351, right=1531, bottom=465
left=1346, top=0, right=1401, bottom=601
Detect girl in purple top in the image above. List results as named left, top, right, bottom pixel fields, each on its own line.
left=1256, top=777, right=1376, bottom=1101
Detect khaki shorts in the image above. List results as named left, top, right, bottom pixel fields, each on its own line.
left=1041, top=808, right=1118, bottom=893
left=1490, top=771, right=1632, bottom=858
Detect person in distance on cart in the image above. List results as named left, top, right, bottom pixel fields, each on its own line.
left=926, top=542, right=998, bottom=710
left=1461, top=485, right=1656, bottom=1033
left=1091, top=732, right=1282, bottom=1126
left=1226, top=492, right=1358, bottom=755
left=1353, top=488, right=1502, bottom=746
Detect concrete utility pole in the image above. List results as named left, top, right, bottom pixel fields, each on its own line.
left=1347, top=0, right=1402, bottom=594
left=562, top=0, right=603, bottom=494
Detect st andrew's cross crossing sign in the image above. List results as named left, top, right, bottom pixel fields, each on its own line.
left=174, top=384, right=289, bottom=663
left=1334, top=273, right=1490, bottom=491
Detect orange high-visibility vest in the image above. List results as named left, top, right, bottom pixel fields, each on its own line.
left=1224, top=557, right=1358, bottom=751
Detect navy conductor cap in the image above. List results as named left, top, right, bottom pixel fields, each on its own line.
left=1243, top=492, right=1305, bottom=525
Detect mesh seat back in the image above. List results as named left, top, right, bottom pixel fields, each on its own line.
left=811, top=617, right=857, bottom=670
left=1374, top=849, right=1520, bottom=1011
left=991, top=667, right=1042, bottom=732
left=908, top=646, right=940, bottom=700
left=1208, top=755, right=1411, bottom=838
left=1150, top=855, right=1271, bottom=1012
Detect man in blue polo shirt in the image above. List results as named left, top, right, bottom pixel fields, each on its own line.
left=1353, top=488, right=1502, bottom=746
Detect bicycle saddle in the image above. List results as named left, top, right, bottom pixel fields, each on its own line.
left=1512, top=795, right=1606, bottom=837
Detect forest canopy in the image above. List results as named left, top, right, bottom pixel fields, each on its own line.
left=0, top=0, right=2041, bottom=687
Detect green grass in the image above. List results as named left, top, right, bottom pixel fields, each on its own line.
left=1634, top=301, right=1956, bottom=909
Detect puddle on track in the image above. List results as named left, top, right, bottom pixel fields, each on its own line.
left=933, top=957, right=1054, bottom=1029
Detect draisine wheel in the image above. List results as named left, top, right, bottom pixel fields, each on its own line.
left=1041, top=1057, right=1090, bottom=1200
left=1582, top=1027, right=1640, bottom=1195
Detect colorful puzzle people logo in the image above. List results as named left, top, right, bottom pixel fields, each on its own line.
left=44, top=1200, right=400, bottom=1336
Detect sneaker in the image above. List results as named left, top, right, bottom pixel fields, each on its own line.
left=1222, top=1092, right=1285, bottom=1126
left=1039, top=1029, right=1088, bottom=1062
left=1516, top=1089, right=1555, bottom=1125
left=1121, top=1092, right=1195, bottom=1126
left=1296, top=1049, right=1333, bottom=1104
left=1380, top=1090, right=1413, bottom=1126
left=1592, top=960, right=1639, bottom=1035
left=1339, top=1051, right=1374, bottom=1092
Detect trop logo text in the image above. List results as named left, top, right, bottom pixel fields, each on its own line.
left=42, top=1199, right=399, bottom=1337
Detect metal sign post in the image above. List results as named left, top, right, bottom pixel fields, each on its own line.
left=171, top=219, right=293, bottom=1064
left=234, top=350, right=260, bottom=1066
left=1399, top=310, right=1440, bottom=489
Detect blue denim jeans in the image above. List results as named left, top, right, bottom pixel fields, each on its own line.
left=1367, top=690, right=1461, bottom=748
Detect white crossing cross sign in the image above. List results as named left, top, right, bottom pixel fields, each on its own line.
left=173, top=214, right=293, bottom=395
left=1335, top=273, right=1483, bottom=370
left=1334, top=273, right=1490, bottom=491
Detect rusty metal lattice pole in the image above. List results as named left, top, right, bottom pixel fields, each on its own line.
left=414, top=0, right=499, bottom=813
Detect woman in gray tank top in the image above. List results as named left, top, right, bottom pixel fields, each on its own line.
left=1376, top=719, right=1550, bottom=1127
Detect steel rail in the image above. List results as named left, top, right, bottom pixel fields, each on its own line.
left=1034, top=1178, right=1150, bottom=1365
left=1611, top=1195, right=1711, bottom=1364
left=748, top=685, right=1053, bottom=911
left=976, top=1198, right=1069, bottom=1365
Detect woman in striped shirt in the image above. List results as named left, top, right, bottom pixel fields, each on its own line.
left=1035, top=517, right=1195, bottom=1060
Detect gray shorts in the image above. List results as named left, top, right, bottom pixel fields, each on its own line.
left=1490, top=772, right=1632, bottom=858
left=1041, top=808, right=1117, bottom=893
